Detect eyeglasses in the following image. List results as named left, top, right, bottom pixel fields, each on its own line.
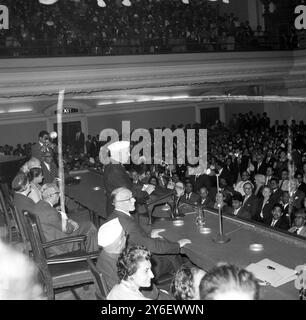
left=52, top=192, right=60, bottom=196
left=116, top=196, right=134, bottom=202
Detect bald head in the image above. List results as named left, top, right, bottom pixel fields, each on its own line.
left=111, top=187, right=136, bottom=213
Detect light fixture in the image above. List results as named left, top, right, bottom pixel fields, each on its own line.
left=122, top=0, right=131, bottom=7
left=222, top=0, right=230, bottom=3
left=7, top=107, right=33, bottom=113
left=97, top=0, right=106, bottom=7
left=39, top=0, right=58, bottom=5
left=182, top=0, right=189, bottom=4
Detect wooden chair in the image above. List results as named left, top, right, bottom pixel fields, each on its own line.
left=0, top=187, right=16, bottom=243
left=86, top=257, right=110, bottom=300
left=23, top=211, right=99, bottom=300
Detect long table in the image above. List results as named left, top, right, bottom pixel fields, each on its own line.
left=153, top=209, right=306, bottom=300
left=66, top=169, right=107, bottom=219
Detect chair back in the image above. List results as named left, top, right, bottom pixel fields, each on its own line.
left=86, top=257, right=109, bottom=300
left=23, top=211, right=53, bottom=298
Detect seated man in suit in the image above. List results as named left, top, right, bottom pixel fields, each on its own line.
left=269, top=203, right=290, bottom=230
left=107, top=187, right=191, bottom=279
left=12, top=172, right=36, bottom=214
left=288, top=210, right=306, bottom=237
left=289, top=178, right=305, bottom=210
left=32, top=183, right=98, bottom=255
left=224, top=193, right=251, bottom=220
left=96, top=218, right=172, bottom=300
left=198, top=187, right=214, bottom=209
left=184, top=181, right=200, bottom=205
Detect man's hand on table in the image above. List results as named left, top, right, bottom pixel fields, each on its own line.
left=177, top=239, right=192, bottom=248
left=151, top=228, right=165, bottom=239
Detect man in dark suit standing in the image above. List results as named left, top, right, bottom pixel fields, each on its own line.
left=31, top=130, right=51, bottom=162
left=75, top=130, right=85, bottom=154
left=41, top=151, right=58, bottom=183
left=107, top=187, right=191, bottom=279
left=102, top=141, right=155, bottom=216
left=241, top=181, right=258, bottom=220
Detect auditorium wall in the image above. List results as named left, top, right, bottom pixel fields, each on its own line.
left=224, top=102, right=264, bottom=124
left=87, top=106, right=196, bottom=135
left=0, top=120, right=46, bottom=146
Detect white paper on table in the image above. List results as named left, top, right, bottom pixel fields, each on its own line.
left=246, top=258, right=297, bottom=288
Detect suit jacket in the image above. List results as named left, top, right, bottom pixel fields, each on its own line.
left=291, top=190, right=305, bottom=209
left=41, top=161, right=58, bottom=183
left=198, top=197, right=214, bottom=209
left=107, top=210, right=180, bottom=255
left=288, top=225, right=306, bottom=237
left=32, top=200, right=76, bottom=255
left=184, top=192, right=200, bottom=205
left=224, top=206, right=252, bottom=220
left=241, top=194, right=258, bottom=220
left=298, top=183, right=306, bottom=196
left=31, top=142, right=44, bottom=161
left=187, top=174, right=212, bottom=193
left=253, top=161, right=267, bottom=175
left=270, top=188, right=283, bottom=205
left=13, top=192, right=36, bottom=214
left=103, top=163, right=147, bottom=215
left=255, top=197, right=274, bottom=225
left=270, top=216, right=290, bottom=231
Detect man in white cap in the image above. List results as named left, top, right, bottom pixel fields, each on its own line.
left=107, top=187, right=191, bottom=281
left=96, top=217, right=173, bottom=300
left=102, top=140, right=155, bottom=216
left=96, top=218, right=127, bottom=294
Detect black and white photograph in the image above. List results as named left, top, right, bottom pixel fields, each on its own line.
left=0, top=0, right=305, bottom=307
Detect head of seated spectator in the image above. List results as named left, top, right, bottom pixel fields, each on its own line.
left=40, top=183, right=60, bottom=206
left=0, top=240, right=44, bottom=300
left=112, top=187, right=136, bottom=213
left=42, top=151, right=54, bottom=165
left=292, top=210, right=306, bottom=229
left=254, top=174, right=266, bottom=187
left=271, top=203, right=285, bottom=221
left=171, top=264, right=205, bottom=300
left=199, top=263, right=259, bottom=300
left=289, top=178, right=299, bottom=193
left=12, top=172, right=30, bottom=194
left=261, top=185, right=272, bottom=200
left=240, top=171, right=250, bottom=182
left=242, top=181, right=254, bottom=197
left=174, top=181, right=185, bottom=197
left=269, top=177, right=279, bottom=191
left=20, top=157, right=41, bottom=174
left=28, top=167, right=43, bottom=186
left=98, top=218, right=126, bottom=254
left=107, top=245, right=154, bottom=300
left=232, top=193, right=243, bottom=210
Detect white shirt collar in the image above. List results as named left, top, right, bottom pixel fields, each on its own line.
left=116, top=209, right=131, bottom=217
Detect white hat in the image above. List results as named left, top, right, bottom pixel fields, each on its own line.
left=108, top=141, right=130, bottom=154
left=98, top=218, right=123, bottom=247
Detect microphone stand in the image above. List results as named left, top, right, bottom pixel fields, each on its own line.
left=212, top=171, right=230, bottom=244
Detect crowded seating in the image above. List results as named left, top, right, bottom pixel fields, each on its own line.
left=0, top=0, right=273, bottom=58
